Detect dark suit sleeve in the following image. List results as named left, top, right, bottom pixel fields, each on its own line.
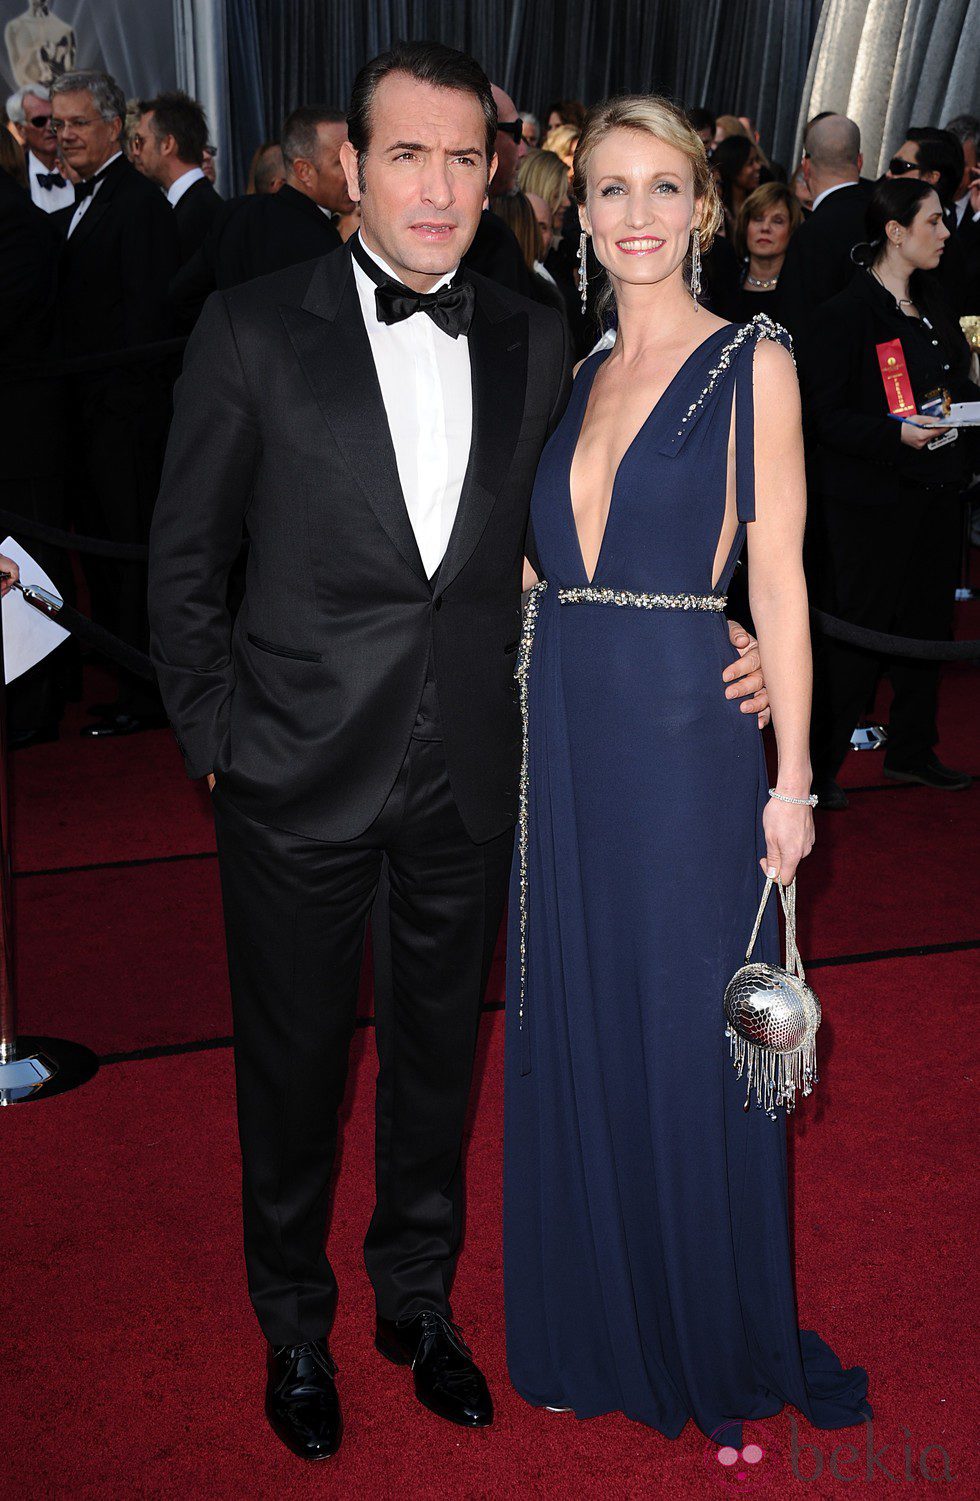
left=802, top=300, right=904, bottom=468
left=148, top=291, right=259, bottom=777
left=120, top=186, right=181, bottom=345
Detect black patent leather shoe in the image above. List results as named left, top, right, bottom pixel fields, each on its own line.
left=883, top=754, right=972, bottom=791
left=265, top=1339, right=342, bottom=1461
left=79, top=710, right=169, bottom=738
left=376, top=1311, right=493, bottom=1427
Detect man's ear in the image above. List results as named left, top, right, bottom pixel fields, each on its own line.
left=857, top=151, right=864, bottom=173
left=339, top=138, right=362, bottom=203
left=487, top=150, right=498, bottom=189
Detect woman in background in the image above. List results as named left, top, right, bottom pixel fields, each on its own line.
left=542, top=122, right=579, bottom=181
left=712, top=134, right=762, bottom=233
left=723, top=181, right=802, bottom=323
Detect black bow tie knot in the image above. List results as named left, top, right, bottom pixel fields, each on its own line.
left=350, top=233, right=475, bottom=339
left=36, top=169, right=66, bottom=190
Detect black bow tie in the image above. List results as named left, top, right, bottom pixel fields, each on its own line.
left=351, top=234, right=475, bottom=339
left=74, top=166, right=113, bottom=203
left=36, top=170, right=66, bottom=190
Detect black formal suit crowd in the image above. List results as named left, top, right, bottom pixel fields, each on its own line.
left=149, top=239, right=570, bottom=1341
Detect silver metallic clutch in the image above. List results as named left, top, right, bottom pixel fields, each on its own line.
left=724, top=877, right=821, bottom=1116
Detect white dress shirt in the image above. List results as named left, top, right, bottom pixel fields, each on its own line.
left=67, top=150, right=122, bottom=237
left=166, top=165, right=205, bottom=207
left=351, top=234, right=473, bottom=580
left=955, top=190, right=980, bottom=227
left=27, top=149, right=74, bottom=213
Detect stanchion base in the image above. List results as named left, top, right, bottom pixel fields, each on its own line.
left=954, top=586, right=978, bottom=602
left=0, top=1036, right=99, bottom=1105
left=850, top=723, right=888, bottom=752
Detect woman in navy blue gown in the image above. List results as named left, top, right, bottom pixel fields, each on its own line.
left=504, top=96, right=871, bottom=1450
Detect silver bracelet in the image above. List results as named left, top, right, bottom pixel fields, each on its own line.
left=769, top=787, right=818, bottom=807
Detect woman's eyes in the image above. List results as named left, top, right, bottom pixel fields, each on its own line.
left=599, top=181, right=679, bottom=196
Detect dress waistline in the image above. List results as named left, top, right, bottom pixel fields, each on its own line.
left=557, top=587, right=727, bottom=611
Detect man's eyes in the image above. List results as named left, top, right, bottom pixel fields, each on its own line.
left=393, top=153, right=478, bottom=166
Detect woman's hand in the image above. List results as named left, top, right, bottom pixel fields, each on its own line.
left=900, top=416, right=950, bottom=449
left=761, top=797, right=815, bottom=886
left=0, top=554, right=20, bottom=596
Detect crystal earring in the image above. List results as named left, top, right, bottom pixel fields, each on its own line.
left=690, top=228, right=702, bottom=308
left=577, top=230, right=588, bottom=312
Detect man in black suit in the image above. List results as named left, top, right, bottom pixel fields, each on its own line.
left=149, top=41, right=769, bottom=1462
left=170, top=106, right=346, bottom=328
left=777, top=114, right=870, bottom=348
left=131, top=90, right=222, bottom=263
left=50, top=69, right=181, bottom=736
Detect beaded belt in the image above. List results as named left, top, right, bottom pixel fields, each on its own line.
left=558, top=587, right=727, bottom=611
left=513, top=581, right=726, bottom=1072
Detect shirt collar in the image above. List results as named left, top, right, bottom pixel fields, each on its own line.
left=80, top=150, right=122, bottom=186
left=811, top=179, right=858, bottom=214
left=167, top=165, right=205, bottom=206
left=355, top=231, right=458, bottom=295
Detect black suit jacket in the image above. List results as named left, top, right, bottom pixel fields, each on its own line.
left=149, top=242, right=571, bottom=842
left=53, top=154, right=180, bottom=357
left=777, top=181, right=871, bottom=349
left=800, top=269, right=978, bottom=505
left=0, top=169, right=63, bottom=480
left=172, top=174, right=222, bottom=264
left=170, top=184, right=342, bottom=328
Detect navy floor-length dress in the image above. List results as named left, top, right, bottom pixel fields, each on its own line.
left=504, top=315, right=871, bottom=1448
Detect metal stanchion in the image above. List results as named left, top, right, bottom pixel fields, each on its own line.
left=0, top=583, right=98, bottom=1105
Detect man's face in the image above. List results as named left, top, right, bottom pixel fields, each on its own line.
left=888, top=140, right=939, bottom=188
left=293, top=120, right=355, bottom=214
left=20, top=91, right=57, bottom=163
left=131, top=110, right=165, bottom=184
left=956, top=137, right=976, bottom=198
left=340, top=72, right=495, bottom=293
left=525, top=191, right=552, bottom=260
left=490, top=85, right=526, bottom=197
left=52, top=89, right=120, bottom=177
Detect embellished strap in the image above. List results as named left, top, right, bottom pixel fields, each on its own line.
left=657, top=313, right=794, bottom=463
left=515, top=581, right=548, bottom=1075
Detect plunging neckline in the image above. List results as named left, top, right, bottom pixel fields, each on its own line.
left=567, top=324, right=732, bottom=586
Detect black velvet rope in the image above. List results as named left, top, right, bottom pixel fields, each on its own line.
left=809, top=609, right=980, bottom=661
left=0, top=511, right=149, bottom=561
left=40, top=598, right=156, bottom=681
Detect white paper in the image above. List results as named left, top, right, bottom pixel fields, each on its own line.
left=946, top=402, right=980, bottom=426
left=1, top=536, right=70, bottom=685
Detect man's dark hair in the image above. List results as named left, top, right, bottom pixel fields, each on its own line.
left=944, top=113, right=980, bottom=152
left=346, top=40, right=497, bottom=172
left=281, top=104, right=346, bottom=170
left=138, top=89, right=208, bottom=165
left=686, top=107, right=716, bottom=135
left=906, top=126, right=964, bottom=205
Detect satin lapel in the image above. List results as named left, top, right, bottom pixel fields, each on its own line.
left=435, top=289, right=528, bottom=597
left=65, top=157, right=126, bottom=255
left=280, top=253, right=427, bottom=583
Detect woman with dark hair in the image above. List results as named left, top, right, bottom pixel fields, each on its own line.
left=805, top=177, right=978, bottom=808
left=723, top=181, right=803, bottom=322
left=492, top=189, right=569, bottom=329
left=712, top=135, right=762, bottom=232
left=545, top=98, right=586, bottom=133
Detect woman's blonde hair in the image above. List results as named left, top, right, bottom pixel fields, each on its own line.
left=518, top=148, right=569, bottom=217
left=492, top=192, right=539, bottom=273
left=733, top=181, right=803, bottom=260
left=541, top=123, right=579, bottom=163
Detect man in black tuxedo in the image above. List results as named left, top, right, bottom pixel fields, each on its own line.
left=170, top=106, right=346, bottom=328
left=50, top=70, right=180, bottom=736
left=131, top=90, right=222, bottom=264
left=777, top=114, right=870, bottom=348
left=149, top=41, right=769, bottom=1462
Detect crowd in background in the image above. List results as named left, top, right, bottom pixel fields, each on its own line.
left=1, top=62, right=978, bottom=803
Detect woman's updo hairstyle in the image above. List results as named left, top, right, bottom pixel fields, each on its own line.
left=572, top=94, right=722, bottom=244
left=852, top=176, right=941, bottom=269
left=571, top=95, right=723, bottom=320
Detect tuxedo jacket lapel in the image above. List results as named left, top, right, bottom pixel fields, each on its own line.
left=435, top=277, right=528, bottom=597
left=280, top=248, right=428, bottom=584
left=65, top=156, right=127, bottom=255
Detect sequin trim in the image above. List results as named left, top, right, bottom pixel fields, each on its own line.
left=558, top=588, right=727, bottom=611
left=670, top=313, right=794, bottom=441
left=515, top=581, right=548, bottom=1051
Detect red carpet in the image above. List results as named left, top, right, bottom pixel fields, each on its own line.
left=2, top=649, right=978, bottom=1496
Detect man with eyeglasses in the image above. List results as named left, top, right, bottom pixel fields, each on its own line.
left=49, top=69, right=180, bottom=738
left=5, top=82, right=74, bottom=212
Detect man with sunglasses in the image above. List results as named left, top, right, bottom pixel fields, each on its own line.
left=5, top=83, right=74, bottom=212
left=459, top=82, right=532, bottom=294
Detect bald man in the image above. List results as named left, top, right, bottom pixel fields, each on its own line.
left=489, top=83, right=527, bottom=197
left=777, top=114, right=871, bottom=345
left=459, top=81, right=532, bottom=293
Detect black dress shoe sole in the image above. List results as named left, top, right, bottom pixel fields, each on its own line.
left=883, top=766, right=972, bottom=790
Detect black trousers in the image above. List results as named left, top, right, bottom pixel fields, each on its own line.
left=810, top=489, right=963, bottom=780
left=212, top=734, right=514, bottom=1345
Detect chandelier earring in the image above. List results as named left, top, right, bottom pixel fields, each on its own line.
left=577, top=230, right=588, bottom=312
left=690, top=227, right=702, bottom=308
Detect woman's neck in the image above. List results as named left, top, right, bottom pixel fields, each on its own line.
left=872, top=252, right=913, bottom=309
left=611, top=270, right=705, bottom=364
left=746, top=252, right=785, bottom=284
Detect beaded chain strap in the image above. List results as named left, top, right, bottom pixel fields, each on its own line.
left=668, top=312, right=794, bottom=443
left=558, top=588, right=726, bottom=611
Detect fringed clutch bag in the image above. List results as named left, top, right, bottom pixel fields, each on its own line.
left=724, top=877, right=821, bottom=1116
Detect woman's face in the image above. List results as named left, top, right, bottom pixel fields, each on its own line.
left=581, top=127, right=698, bottom=295
left=737, top=150, right=762, bottom=193
left=746, top=202, right=792, bottom=259
left=548, top=110, right=563, bottom=131
left=895, top=191, right=949, bottom=270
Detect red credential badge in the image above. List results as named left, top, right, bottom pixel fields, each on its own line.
left=876, top=339, right=916, bottom=414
